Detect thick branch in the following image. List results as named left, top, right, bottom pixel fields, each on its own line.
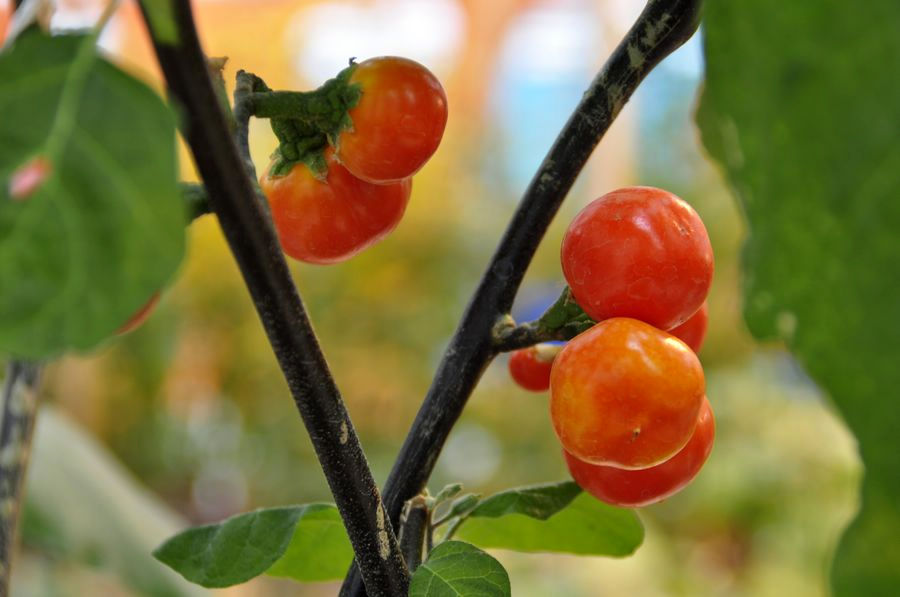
left=137, top=2, right=408, bottom=595
left=341, top=0, right=702, bottom=594
left=0, top=361, right=40, bottom=597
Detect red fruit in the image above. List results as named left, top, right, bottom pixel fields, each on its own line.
left=565, top=397, right=715, bottom=507
left=508, top=344, right=560, bottom=392
left=336, top=57, right=448, bottom=184
left=561, top=186, right=713, bottom=330
left=260, top=150, right=411, bottom=264
left=668, top=302, right=709, bottom=353
left=117, top=293, right=160, bottom=335
left=550, top=318, right=705, bottom=469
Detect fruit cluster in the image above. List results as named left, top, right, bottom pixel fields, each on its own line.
left=259, top=57, right=448, bottom=265
left=508, top=186, right=715, bottom=507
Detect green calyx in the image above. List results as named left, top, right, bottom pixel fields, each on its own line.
left=537, top=287, right=595, bottom=337
left=264, top=62, right=363, bottom=179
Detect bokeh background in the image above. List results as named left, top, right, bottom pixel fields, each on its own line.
left=1, top=0, right=860, bottom=595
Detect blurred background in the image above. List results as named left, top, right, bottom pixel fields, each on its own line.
left=1, top=0, right=860, bottom=595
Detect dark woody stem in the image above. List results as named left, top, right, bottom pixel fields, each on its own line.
left=397, top=495, right=429, bottom=573
left=340, top=0, right=703, bottom=594
left=0, top=361, right=40, bottom=597
left=137, top=2, right=408, bottom=595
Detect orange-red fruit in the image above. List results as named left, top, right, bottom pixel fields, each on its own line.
left=561, top=186, right=713, bottom=331
left=508, top=344, right=560, bottom=392
left=117, top=293, right=160, bottom=335
left=336, top=57, right=448, bottom=184
left=550, top=318, right=705, bottom=469
left=565, top=396, right=715, bottom=507
left=260, top=151, right=411, bottom=264
left=668, top=301, right=709, bottom=353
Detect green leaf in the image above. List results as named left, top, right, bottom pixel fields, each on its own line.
left=469, top=481, right=581, bottom=521
left=697, top=1, right=900, bottom=594
left=0, top=31, right=184, bottom=358
left=141, top=0, right=179, bottom=44
left=266, top=504, right=354, bottom=582
left=457, top=491, right=642, bottom=556
left=154, top=507, right=305, bottom=588
left=154, top=504, right=354, bottom=588
left=409, top=541, right=510, bottom=597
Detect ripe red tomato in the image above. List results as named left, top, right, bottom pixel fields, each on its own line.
left=336, top=57, right=448, bottom=184
left=561, top=186, right=713, bottom=331
left=668, top=301, right=709, bottom=353
left=550, top=318, right=705, bottom=469
left=565, top=396, right=715, bottom=507
left=117, top=293, right=160, bottom=335
left=508, top=344, right=560, bottom=392
left=260, top=150, right=411, bottom=264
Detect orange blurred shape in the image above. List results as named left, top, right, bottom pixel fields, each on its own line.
left=114, top=0, right=321, bottom=90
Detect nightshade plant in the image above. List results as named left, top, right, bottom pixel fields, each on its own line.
left=1, top=0, right=898, bottom=596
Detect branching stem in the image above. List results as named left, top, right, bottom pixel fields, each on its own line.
left=340, top=0, right=703, bottom=594
left=137, top=2, right=408, bottom=595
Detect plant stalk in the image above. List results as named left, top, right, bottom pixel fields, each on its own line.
left=137, top=2, right=409, bottom=595
left=340, top=0, right=703, bottom=594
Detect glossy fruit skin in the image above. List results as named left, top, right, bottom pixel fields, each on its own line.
left=508, top=344, right=559, bottom=392
left=117, top=293, right=160, bottom=335
left=668, top=301, right=709, bottom=353
left=260, top=151, right=411, bottom=264
left=336, top=57, right=448, bottom=184
left=561, top=186, right=713, bottom=331
left=565, top=396, right=715, bottom=507
left=550, top=318, right=705, bottom=469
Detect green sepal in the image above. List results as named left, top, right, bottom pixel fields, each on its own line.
left=266, top=61, right=362, bottom=180
left=537, top=287, right=596, bottom=337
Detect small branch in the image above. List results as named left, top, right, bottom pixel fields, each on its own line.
left=180, top=183, right=210, bottom=221
left=137, top=2, right=408, bottom=595
left=492, top=287, right=596, bottom=352
left=340, top=0, right=703, bottom=594
left=398, top=496, right=428, bottom=573
left=0, top=361, right=41, bottom=597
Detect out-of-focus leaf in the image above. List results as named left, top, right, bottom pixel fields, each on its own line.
left=0, top=30, right=183, bottom=358
left=141, top=0, right=179, bottom=44
left=409, top=541, right=510, bottom=597
left=457, top=492, right=643, bottom=556
left=697, top=1, right=900, bottom=594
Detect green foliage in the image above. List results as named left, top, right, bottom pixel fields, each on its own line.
left=154, top=504, right=353, bottom=587
left=468, top=481, right=581, bottom=521
left=0, top=31, right=184, bottom=358
left=141, top=0, right=179, bottom=44
left=409, top=541, right=510, bottom=597
left=154, top=507, right=303, bottom=588
left=265, top=505, right=355, bottom=582
left=458, top=491, right=643, bottom=556
left=697, top=1, right=900, bottom=594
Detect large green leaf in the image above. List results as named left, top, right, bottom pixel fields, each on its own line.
left=154, top=503, right=353, bottom=587
left=0, top=30, right=184, bottom=358
left=697, top=1, right=900, bottom=594
left=457, top=491, right=643, bottom=556
left=409, top=541, right=510, bottom=597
